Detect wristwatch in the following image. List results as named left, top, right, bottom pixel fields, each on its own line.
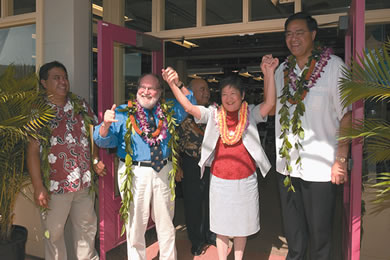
left=176, top=81, right=184, bottom=89
left=336, top=156, right=347, bottom=163
left=93, top=158, right=99, bottom=165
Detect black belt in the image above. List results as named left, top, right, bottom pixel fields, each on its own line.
left=120, top=158, right=168, bottom=167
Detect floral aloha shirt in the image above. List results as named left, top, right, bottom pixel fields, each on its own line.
left=177, top=115, right=206, bottom=160
left=46, top=97, right=97, bottom=194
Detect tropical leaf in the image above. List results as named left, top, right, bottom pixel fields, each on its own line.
left=339, top=39, right=390, bottom=212
left=0, top=65, right=55, bottom=241
left=340, top=41, right=390, bottom=107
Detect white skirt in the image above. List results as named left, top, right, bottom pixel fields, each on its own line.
left=209, top=172, right=260, bottom=237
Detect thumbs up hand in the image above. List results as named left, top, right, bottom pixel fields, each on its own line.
left=99, top=104, right=118, bottom=137
left=103, top=104, right=118, bottom=126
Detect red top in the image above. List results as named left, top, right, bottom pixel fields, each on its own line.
left=211, top=110, right=256, bottom=180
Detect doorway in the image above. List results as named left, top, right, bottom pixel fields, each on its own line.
left=96, top=20, right=163, bottom=260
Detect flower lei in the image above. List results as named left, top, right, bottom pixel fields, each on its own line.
left=119, top=99, right=179, bottom=235
left=129, top=100, right=168, bottom=145
left=279, top=44, right=332, bottom=191
left=217, top=101, right=250, bottom=145
left=40, top=92, right=97, bottom=226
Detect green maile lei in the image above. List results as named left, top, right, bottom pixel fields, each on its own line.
left=279, top=44, right=332, bottom=191
left=118, top=99, right=179, bottom=235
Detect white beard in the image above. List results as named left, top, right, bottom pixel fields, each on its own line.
left=137, top=92, right=160, bottom=110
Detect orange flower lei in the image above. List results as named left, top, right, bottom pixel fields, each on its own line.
left=217, top=101, right=249, bottom=145
left=128, top=100, right=163, bottom=139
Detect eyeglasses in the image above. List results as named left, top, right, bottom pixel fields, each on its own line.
left=138, top=85, right=160, bottom=92
left=285, top=30, right=308, bottom=38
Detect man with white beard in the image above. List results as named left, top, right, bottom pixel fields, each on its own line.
left=94, top=73, right=194, bottom=260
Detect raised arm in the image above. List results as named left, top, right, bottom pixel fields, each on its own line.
left=260, top=54, right=279, bottom=117
left=162, top=67, right=201, bottom=120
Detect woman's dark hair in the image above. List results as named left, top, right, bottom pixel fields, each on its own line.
left=39, top=61, right=68, bottom=83
left=219, top=76, right=245, bottom=96
left=284, top=12, right=318, bottom=32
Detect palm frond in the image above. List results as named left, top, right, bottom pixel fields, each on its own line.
left=340, top=41, right=390, bottom=107
left=0, top=65, right=55, bottom=240
left=339, top=40, right=390, bottom=213
left=371, top=173, right=390, bottom=203
left=340, top=118, right=390, bottom=163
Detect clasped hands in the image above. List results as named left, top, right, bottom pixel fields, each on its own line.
left=261, top=54, right=279, bottom=75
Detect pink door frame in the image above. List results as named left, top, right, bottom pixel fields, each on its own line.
left=343, top=0, right=365, bottom=259
left=97, top=20, right=163, bottom=260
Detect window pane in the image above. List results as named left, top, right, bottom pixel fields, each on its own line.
left=366, top=0, right=390, bottom=10
left=251, top=0, right=294, bottom=21
left=206, top=0, right=242, bottom=26
left=366, top=23, right=390, bottom=50
left=0, top=24, right=36, bottom=71
left=302, top=0, right=350, bottom=15
left=165, top=0, right=196, bottom=30
left=14, top=0, right=36, bottom=15
left=125, top=0, right=152, bottom=32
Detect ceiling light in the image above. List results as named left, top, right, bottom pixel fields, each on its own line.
left=188, top=74, right=202, bottom=79
left=207, top=77, right=219, bottom=83
left=253, top=76, right=263, bottom=81
left=171, top=39, right=199, bottom=49
left=239, top=69, right=252, bottom=78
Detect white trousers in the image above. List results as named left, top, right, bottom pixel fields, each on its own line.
left=118, top=160, right=177, bottom=260
left=41, top=188, right=98, bottom=260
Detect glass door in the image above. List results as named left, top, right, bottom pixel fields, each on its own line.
left=97, top=20, right=163, bottom=260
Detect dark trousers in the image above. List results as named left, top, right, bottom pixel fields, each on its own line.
left=181, top=154, right=211, bottom=248
left=277, top=173, right=336, bottom=260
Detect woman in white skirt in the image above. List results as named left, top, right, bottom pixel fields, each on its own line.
left=162, top=55, right=278, bottom=260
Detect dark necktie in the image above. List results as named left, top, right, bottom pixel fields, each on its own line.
left=148, top=112, right=164, bottom=172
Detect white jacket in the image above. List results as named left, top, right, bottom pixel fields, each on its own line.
left=195, top=104, right=271, bottom=178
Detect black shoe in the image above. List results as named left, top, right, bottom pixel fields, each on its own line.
left=191, top=244, right=204, bottom=256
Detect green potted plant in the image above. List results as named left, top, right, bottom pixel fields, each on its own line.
left=0, top=65, right=55, bottom=259
left=339, top=39, right=390, bottom=211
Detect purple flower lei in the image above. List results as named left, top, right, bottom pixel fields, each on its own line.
left=134, top=100, right=168, bottom=146
left=285, top=45, right=333, bottom=92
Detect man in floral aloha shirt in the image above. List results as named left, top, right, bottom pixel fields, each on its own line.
left=27, top=61, right=106, bottom=260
